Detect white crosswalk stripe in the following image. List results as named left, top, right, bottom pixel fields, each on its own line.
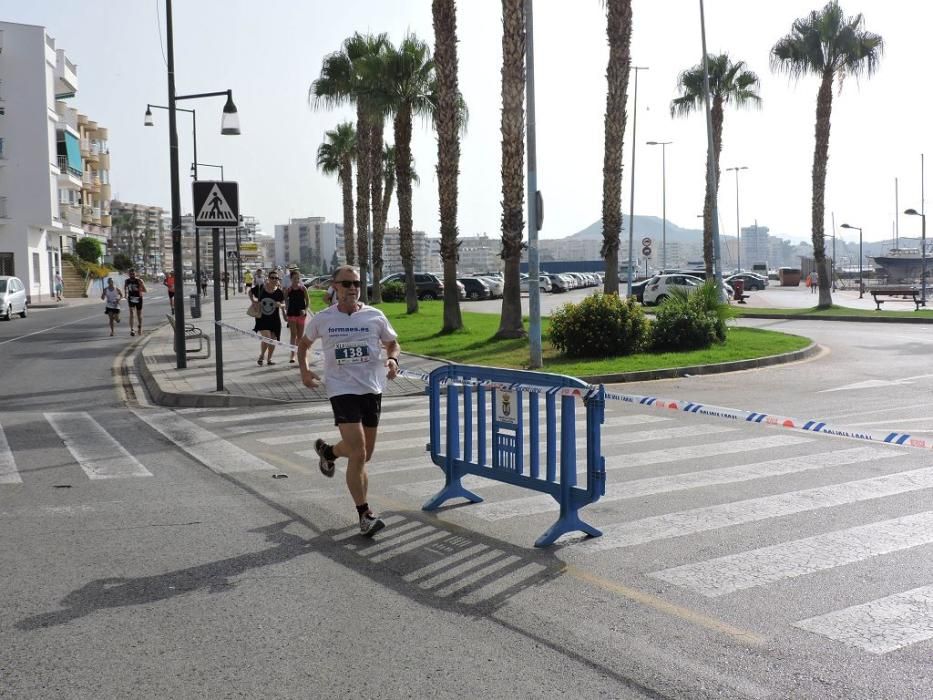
left=649, top=510, right=933, bottom=597
left=795, top=585, right=933, bottom=654
left=580, top=463, right=933, bottom=552
left=0, top=422, right=21, bottom=484
left=136, top=410, right=275, bottom=474
left=465, top=445, right=903, bottom=522
left=45, top=412, right=152, bottom=480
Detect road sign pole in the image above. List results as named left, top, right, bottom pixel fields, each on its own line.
left=222, top=227, right=229, bottom=300
left=212, top=227, right=224, bottom=392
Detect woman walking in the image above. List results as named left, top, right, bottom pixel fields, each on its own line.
left=284, top=270, right=309, bottom=363
left=100, top=278, right=123, bottom=336
left=250, top=271, right=285, bottom=365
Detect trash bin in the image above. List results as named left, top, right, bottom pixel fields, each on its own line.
left=189, top=293, right=201, bottom=318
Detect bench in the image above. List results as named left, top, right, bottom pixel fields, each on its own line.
left=869, top=288, right=922, bottom=311
left=166, top=314, right=210, bottom=357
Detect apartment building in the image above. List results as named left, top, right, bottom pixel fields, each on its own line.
left=381, top=227, right=440, bottom=276
left=456, top=233, right=501, bottom=274
left=77, top=112, right=111, bottom=240
left=172, top=213, right=264, bottom=280
left=274, top=216, right=341, bottom=273
left=0, top=22, right=85, bottom=300
left=109, top=200, right=166, bottom=275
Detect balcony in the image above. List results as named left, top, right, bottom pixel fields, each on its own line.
left=98, top=151, right=110, bottom=170
left=56, top=156, right=83, bottom=188
left=54, top=48, right=79, bottom=98
left=60, top=204, right=83, bottom=227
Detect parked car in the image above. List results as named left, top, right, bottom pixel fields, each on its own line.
left=641, top=273, right=703, bottom=305
left=458, top=277, right=491, bottom=300
left=0, top=276, right=28, bottom=320
left=370, top=272, right=444, bottom=300
left=519, top=275, right=549, bottom=293
left=545, top=274, right=568, bottom=293
left=629, top=278, right=651, bottom=303
left=474, top=275, right=503, bottom=298
left=725, top=273, right=767, bottom=291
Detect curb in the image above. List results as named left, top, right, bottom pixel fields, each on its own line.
left=578, top=342, right=821, bottom=384
left=738, top=312, right=933, bottom=324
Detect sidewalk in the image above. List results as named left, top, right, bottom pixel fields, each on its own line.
left=137, top=290, right=444, bottom=407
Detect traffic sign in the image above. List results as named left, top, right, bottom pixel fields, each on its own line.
left=641, top=237, right=652, bottom=247
left=642, top=246, right=652, bottom=257
left=192, top=181, right=239, bottom=227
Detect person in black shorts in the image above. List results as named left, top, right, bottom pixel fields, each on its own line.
left=123, top=269, right=147, bottom=336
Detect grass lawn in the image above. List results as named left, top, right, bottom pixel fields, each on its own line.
left=735, top=305, right=933, bottom=319
left=309, top=292, right=812, bottom=377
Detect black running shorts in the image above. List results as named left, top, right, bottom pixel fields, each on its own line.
left=329, top=393, right=382, bottom=427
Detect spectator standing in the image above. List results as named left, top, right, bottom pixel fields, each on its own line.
left=284, top=270, right=309, bottom=363
left=250, top=271, right=285, bottom=365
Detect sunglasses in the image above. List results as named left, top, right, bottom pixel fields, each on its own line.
left=269, top=276, right=280, bottom=281
left=338, top=280, right=361, bottom=288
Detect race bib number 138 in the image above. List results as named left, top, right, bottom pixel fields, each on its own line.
left=334, top=342, right=370, bottom=364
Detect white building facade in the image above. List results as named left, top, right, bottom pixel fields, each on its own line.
left=0, top=22, right=84, bottom=301
left=274, top=216, right=341, bottom=273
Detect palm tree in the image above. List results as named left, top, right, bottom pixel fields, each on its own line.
left=376, top=144, right=421, bottom=291
left=311, top=33, right=391, bottom=299
left=671, top=54, right=761, bottom=276
left=772, top=1, right=882, bottom=308
left=316, top=123, right=357, bottom=265
left=433, top=0, right=463, bottom=332
left=378, top=35, right=437, bottom=314
left=600, top=0, right=633, bottom=295
left=495, top=0, right=526, bottom=339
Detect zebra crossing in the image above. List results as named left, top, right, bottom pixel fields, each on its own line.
left=5, top=395, right=933, bottom=656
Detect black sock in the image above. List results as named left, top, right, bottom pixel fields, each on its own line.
left=323, top=444, right=337, bottom=461
left=356, top=503, right=369, bottom=518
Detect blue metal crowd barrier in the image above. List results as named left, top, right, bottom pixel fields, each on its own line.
left=422, top=364, right=606, bottom=547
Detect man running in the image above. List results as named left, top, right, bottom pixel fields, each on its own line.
left=123, top=269, right=147, bottom=336
left=101, top=278, right=123, bottom=336
left=297, top=265, right=400, bottom=537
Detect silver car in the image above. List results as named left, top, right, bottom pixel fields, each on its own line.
left=0, top=276, right=28, bottom=320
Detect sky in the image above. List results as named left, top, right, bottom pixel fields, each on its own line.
left=6, top=1, right=929, bottom=245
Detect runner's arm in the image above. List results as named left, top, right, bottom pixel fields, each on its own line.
left=383, top=339, right=401, bottom=380
left=297, top=335, right=320, bottom=388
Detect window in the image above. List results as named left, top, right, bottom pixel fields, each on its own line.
left=33, top=252, right=40, bottom=282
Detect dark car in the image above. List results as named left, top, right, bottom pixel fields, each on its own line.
left=458, top=277, right=491, bottom=300
left=726, top=273, right=766, bottom=291
left=369, top=272, right=444, bottom=300
left=629, top=278, right=651, bottom=303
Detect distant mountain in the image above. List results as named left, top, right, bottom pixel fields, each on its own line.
left=568, top=215, right=709, bottom=245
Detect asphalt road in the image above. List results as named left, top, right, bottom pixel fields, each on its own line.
left=3, top=299, right=933, bottom=698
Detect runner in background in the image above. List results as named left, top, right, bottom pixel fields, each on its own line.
left=163, top=270, right=176, bottom=314
left=101, top=278, right=123, bottom=337
left=124, top=269, right=147, bottom=336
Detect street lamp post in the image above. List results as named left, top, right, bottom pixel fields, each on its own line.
left=905, top=208, right=927, bottom=306
left=840, top=223, right=863, bottom=298
left=626, top=66, right=649, bottom=297
left=725, top=166, right=748, bottom=273
left=646, top=141, right=671, bottom=269
left=150, top=0, right=240, bottom=368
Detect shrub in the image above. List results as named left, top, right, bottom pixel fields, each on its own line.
left=75, top=237, right=102, bottom=263
left=380, top=280, right=405, bottom=302
left=112, top=253, right=133, bottom=271
left=548, top=293, right=649, bottom=357
left=651, top=280, right=734, bottom=351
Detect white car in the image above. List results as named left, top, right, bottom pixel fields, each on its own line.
left=641, top=273, right=703, bottom=305
left=473, top=275, right=503, bottom=298
left=0, top=276, right=28, bottom=320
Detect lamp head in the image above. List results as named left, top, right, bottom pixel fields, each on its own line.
left=144, top=106, right=153, bottom=127
left=905, top=208, right=921, bottom=216
left=221, top=91, right=241, bottom=135
left=840, top=223, right=857, bottom=230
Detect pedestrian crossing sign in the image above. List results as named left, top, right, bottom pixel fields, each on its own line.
left=193, top=180, right=239, bottom=226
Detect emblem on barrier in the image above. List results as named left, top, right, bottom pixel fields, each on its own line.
left=496, top=390, right=517, bottom=425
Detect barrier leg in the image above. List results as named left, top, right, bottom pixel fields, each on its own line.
left=422, top=473, right=483, bottom=510
left=534, top=500, right=601, bottom=548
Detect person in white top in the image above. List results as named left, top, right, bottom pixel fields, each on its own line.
left=100, top=278, right=123, bottom=336
left=297, top=265, right=400, bottom=537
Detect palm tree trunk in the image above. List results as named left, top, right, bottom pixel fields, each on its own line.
left=496, top=0, right=526, bottom=340
left=434, top=0, right=463, bottom=332
left=355, top=105, right=371, bottom=301
left=600, top=0, right=632, bottom=295
left=394, top=104, right=418, bottom=314
left=812, top=71, right=834, bottom=308
left=340, top=159, right=355, bottom=266
left=369, top=119, right=385, bottom=303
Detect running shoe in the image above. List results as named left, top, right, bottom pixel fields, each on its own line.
left=314, top=438, right=335, bottom=478
left=359, top=512, right=385, bottom=537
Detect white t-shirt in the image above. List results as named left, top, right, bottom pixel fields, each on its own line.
left=304, top=304, right=398, bottom=398
left=103, top=287, right=121, bottom=309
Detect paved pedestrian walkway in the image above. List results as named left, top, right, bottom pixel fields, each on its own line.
left=137, top=291, right=444, bottom=407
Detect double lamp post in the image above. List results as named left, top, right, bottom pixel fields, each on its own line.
left=147, top=0, right=240, bottom=368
